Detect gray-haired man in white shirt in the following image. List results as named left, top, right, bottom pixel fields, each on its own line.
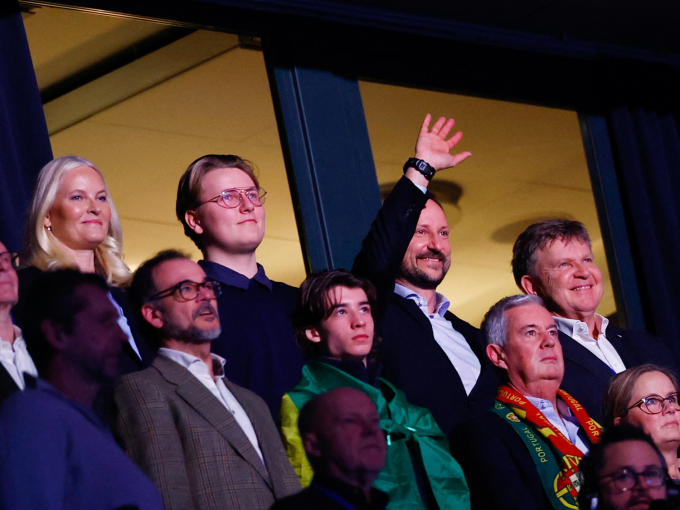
left=0, top=241, right=37, bottom=406
left=115, top=249, right=299, bottom=510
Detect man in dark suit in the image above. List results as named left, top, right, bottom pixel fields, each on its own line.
left=0, top=241, right=37, bottom=406
left=512, top=219, right=675, bottom=423
left=353, top=114, right=497, bottom=437
left=116, top=250, right=301, bottom=510
left=451, top=294, right=601, bottom=510
left=272, top=387, right=389, bottom=510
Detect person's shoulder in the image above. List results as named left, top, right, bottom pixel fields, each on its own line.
left=0, top=384, right=72, bottom=428
left=271, top=279, right=300, bottom=296
left=116, top=363, right=168, bottom=397
left=451, top=409, right=507, bottom=437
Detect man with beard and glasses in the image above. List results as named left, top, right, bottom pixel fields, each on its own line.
left=115, top=250, right=300, bottom=510
left=352, top=114, right=498, bottom=437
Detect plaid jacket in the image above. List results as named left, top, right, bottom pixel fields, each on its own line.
left=115, top=354, right=301, bottom=510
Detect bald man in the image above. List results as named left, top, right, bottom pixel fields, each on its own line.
left=272, top=387, right=388, bottom=510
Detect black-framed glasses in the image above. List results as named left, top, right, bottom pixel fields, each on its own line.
left=627, top=393, right=680, bottom=415
left=0, top=251, right=20, bottom=270
left=600, top=466, right=667, bottom=494
left=199, top=187, right=267, bottom=209
left=147, top=279, right=221, bottom=303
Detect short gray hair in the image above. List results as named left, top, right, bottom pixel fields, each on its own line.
left=482, top=294, right=547, bottom=347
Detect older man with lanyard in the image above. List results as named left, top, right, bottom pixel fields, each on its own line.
left=451, top=294, right=602, bottom=510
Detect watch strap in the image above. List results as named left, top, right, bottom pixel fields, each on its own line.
left=403, top=158, right=436, bottom=181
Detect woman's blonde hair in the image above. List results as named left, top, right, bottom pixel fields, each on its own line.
left=24, top=156, right=131, bottom=286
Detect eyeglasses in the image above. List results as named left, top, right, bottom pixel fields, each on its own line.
left=147, top=279, right=221, bottom=302
left=627, top=393, right=680, bottom=415
left=600, top=466, right=667, bottom=494
left=199, top=187, right=267, bottom=209
left=0, top=251, right=20, bottom=269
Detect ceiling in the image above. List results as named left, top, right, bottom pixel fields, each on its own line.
left=21, top=5, right=616, bottom=327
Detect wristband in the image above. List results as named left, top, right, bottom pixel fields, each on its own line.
left=403, top=158, right=436, bottom=181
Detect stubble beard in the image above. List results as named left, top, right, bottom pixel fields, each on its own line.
left=396, top=255, right=450, bottom=291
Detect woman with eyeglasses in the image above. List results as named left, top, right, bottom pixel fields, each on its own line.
left=14, top=156, right=153, bottom=373
left=578, top=424, right=668, bottom=510
left=603, top=364, right=680, bottom=481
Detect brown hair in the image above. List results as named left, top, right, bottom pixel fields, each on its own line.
left=176, top=154, right=259, bottom=251
left=293, top=269, right=380, bottom=360
left=602, top=364, right=680, bottom=429
left=511, top=219, right=592, bottom=289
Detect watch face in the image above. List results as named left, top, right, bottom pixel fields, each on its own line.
left=416, top=161, right=428, bottom=171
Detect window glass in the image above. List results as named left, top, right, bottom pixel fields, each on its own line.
left=360, top=81, right=615, bottom=326
left=23, top=6, right=306, bottom=286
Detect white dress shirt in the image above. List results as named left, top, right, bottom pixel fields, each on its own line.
left=0, top=326, right=38, bottom=390
left=554, top=314, right=626, bottom=373
left=526, top=395, right=590, bottom=454
left=394, top=284, right=481, bottom=395
left=158, top=348, right=264, bottom=463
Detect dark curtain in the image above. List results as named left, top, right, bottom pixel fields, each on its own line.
left=0, top=2, right=52, bottom=252
left=608, top=107, right=680, bottom=358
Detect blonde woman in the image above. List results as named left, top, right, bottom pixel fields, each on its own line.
left=16, top=156, right=151, bottom=371
left=603, top=364, right=680, bottom=481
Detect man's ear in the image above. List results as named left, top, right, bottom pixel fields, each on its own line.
left=302, top=432, right=322, bottom=460
left=486, top=344, right=508, bottom=371
left=184, top=210, right=204, bottom=235
left=520, top=275, right=540, bottom=296
left=305, top=328, right=322, bottom=344
left=41, top=319, right=66, bottom=351
left=141, top=303, right=165, bottom=330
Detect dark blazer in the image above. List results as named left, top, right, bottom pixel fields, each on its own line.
left=559, top=326, right=677, bottom=424
left=0, top=365, right=19, bottom=408
left=115, top=355, right=301, bottom=510
left=353, top=177, right=498, bottom=437
left=451, top=411, right=560, bottom=510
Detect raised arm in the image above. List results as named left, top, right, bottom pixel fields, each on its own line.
left=404, top=114, right=472, bottom=188
left=352, top=114, right=471, bottom=319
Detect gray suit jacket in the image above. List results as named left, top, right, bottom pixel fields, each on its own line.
left=115, top=354, right=301, bottom=510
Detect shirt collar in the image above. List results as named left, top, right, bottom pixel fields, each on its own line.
left=0, top=325, right=23, bottom=348
left=158, top=347, right=227, bottom=379
left=393, top=283, right=450, bottom=315
left=553, top=313, right=608, bottom=340
left=198, top=260, right=272, bottom=291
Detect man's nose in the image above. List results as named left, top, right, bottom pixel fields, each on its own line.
left=426, top=232, right=442, bottom=252
left=542, top=331, right=556, bottom=347
left=238, top=192, right=254, bottom=212
left=351, top=312, right=366, bottom=328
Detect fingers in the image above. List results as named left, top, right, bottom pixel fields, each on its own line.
left=446, top=130, right=464, bottom=149
left=448, top=151, right=472, bottom=167
left=419, top=113, right=433, bottom=135
left=437, top=118, right=456, bottom=139
left=431, top=116, right=448, bottom=134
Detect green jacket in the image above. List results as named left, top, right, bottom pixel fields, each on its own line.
left=278, top=361, right=470, bottom=510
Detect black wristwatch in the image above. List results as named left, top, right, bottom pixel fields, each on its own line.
left=403, top=158, right=436, bottom=181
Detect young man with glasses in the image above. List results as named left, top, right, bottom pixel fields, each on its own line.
left=176, top=154, right=303, bottom=416
left=116, top=249, right=301, bottom=510
left=579, top=424, right=669, bottom=510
